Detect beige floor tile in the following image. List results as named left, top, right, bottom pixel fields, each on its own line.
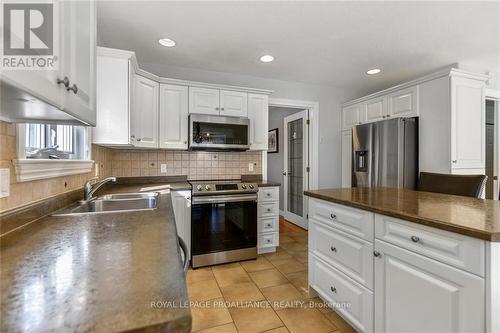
left=195, top=322, right=238, bottom=333
left=263, top=327, right=290, bottom=333
left=211, top=262, right=242, bottom=271
left=187, top=267, right=215, bottom=284
left=191, top=298, right=233, bottom=332
left=188, top=279, right=222, bottom=302
left=280, top=242, right=308, bottom=254
left=249, top=268, right=289, bottom=289
left=220, top=281, right=265, bottom=302
left=261, top=283, right=305, bottom=310
left=272, top=258, right=307, bottom=275
left=240, top=256, right=274, bottom=272
left=264, top=250, right=293, bottom=263
left=323, top=311, right=357, bottom=333
left=284, top=270, right=308, bottom=294
left=213, top=266, right=252, bottom=287
left=276, top=307, right=336, bottom=333
left=309, top=297, right=333, bottom=314
left=228, top=302, right=283, bottom=333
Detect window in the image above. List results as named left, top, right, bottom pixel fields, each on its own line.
left=24, top=124, right=88, bottom=160
left=13, top=123, right=93, bottom=182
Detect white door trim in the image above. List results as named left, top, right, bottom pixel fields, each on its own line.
left=265, top=98, right=319, bottom=191
left=283, top=110, right=309, bottom=229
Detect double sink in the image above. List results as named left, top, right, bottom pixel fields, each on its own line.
left=53, top=192, right=159, bottom=216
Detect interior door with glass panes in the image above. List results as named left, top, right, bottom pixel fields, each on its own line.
left=283, top=110, right=309, bottom=229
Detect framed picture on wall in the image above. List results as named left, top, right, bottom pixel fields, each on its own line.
left=268, top=128, right=279, bottom=153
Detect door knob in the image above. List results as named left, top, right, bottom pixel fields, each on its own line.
left=57, top=76, right=70, bottom=88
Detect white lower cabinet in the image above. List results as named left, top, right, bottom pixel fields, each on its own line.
left=374, top=239, right=484, bottom=333
left=308, top=198, right=489, bottom=333
left=310, top=255, right=373, bottom=333
left=171, top=190, right=191, bottom=260
left=257, top=186, right=279, bottom=254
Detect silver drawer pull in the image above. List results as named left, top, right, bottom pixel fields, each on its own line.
left=373, top=251, right=381, bottom=257
left=330, top=213, right=337, bottom=220
left=330, top=286, right=337, bottom=293
left=266, top=193, right=271, bottom=197
left=267, top=223, right=272, bottom=227
left=267, top=239, right=271, bottom=243
left=267, top=208, right=271, bottom=212
left=410, top=236, right=420, bottom=243
left=330, top=246, right=337, bottom=253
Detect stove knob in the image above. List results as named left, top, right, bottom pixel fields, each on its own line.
left=241, top=184, right=247, bottom=189
left=197, top=185, right=202, bottom=191
left=249, top=184, right=254, bottom=189
left=205, top=185, right=211, bottom=191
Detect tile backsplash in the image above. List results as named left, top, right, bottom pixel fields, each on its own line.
left=107, top=149, right=262, bottom=180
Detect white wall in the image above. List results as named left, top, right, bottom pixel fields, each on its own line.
left=142, top=63, right=353, bottom=188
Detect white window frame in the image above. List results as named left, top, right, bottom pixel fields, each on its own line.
left=13, top=124, right=94, bottom=182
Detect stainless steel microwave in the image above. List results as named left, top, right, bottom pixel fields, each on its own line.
left=189, top=114, right=250, bottom=151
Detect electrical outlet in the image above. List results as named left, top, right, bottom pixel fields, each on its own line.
left=160, top=164, right=167, bottom=173
left=0, top=168, right=10, bottom=198
left=248, top=163, right=254, bottom=172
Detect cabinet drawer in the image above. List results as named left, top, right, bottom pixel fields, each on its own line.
left=258, top=216, right=278, bottom=233
left=258, top=202, right=279, bottom=218
left=310, top=221, right=373, bottom=289
left=258, top=187, right=279, bottom=202
left=310, top=256, right=373, bottom=333
left=258, top=232, right=279, bottom=248
left=309, top=199, right=374, bottom=242
left=375, top=214, right=485, bottom=277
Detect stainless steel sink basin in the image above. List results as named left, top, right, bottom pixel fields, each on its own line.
left=53, top=192, right=159, bottom=216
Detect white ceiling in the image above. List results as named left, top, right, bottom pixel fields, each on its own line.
left=97, top=1, right=500, bottom=95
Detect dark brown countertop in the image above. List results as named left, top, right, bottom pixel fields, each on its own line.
left=305, top=187, right=500, bottom=242
left=240, top=175, right=280, bottom=187
left=0, top=182, right=192, bottom=333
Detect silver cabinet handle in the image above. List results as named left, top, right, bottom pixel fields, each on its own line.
left=267, top=208, right=271, bottom=212
left=221, top=107, right=225, bottom=111
left=386, top=114, right=391, bottom=117
left=215, top=107, right=219, bottom=111
left=178, top=236, right=189, bottom=272
left=57, top=76, right=70, bottom=88
left=131, top=135, right=135, bottom=139
left=184, top=141, right=187, bottom=144
left=136, top=138, right=142, bottom=142
left=67, top=84, right=78, bottom=94
left=330, top=286, right=337, bottom=293
left=330, top=246, right=337, bottom=253
left=330, top=213, right=337, bottom=220
left=410, top=236, right=420, bottom=243
left=267, top=223, right=272, bottom=227
left=374, top=251, right=381, bottom=257
left=267, top=239, right=271, bottom=243
left=266, top=193, right=271, bottom=197
left=452, top=160, right=457, bottom=164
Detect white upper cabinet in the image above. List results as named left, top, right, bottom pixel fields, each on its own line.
left=248, top=93, right=269, bottom=150
left=59, top=0, right=96, bottom=125
left=1, top=0, right=96, bottom=125
left=159, top=84, right=189, bottom=149
left=388, top=86, right=418, bottom=118
left=189, top=87, right=220, bottom=115
left=131, top=75, right=159, bottom=148
left=220, top=90, right=248, bottom=117
left=450, top=76, right=485, bottom=170
left=374, top=239, right=484, bottom=333
left=342, top=103, right=363, bottom=130
left=365, top=97, right=387, bottom=122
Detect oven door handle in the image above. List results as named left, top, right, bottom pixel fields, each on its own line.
left=192, top=194, right=257, bottom=204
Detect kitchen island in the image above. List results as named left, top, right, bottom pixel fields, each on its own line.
left=305, top=187, right=500, bottom=333
left=0, top=181, right=192, bottom=333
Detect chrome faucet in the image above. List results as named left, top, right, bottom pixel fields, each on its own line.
left=83, top=176, right=117, bottom=201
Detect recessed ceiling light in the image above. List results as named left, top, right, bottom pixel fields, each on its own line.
left=158, top=38, right=176, bottom=47
left=366, top=68, right=381, bottom=75
left=260, top=55, right=274, bottom=63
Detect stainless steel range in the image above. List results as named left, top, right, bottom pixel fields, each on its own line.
left=190, top=180, right=258, bottom=268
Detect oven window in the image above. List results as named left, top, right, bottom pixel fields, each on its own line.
left=192, top=121, right=248, bottom=145
left=191, top=201, right=257, bottom=255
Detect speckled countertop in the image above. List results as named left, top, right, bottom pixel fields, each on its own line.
left=240, top=175, right=280, bottom=187
left=0, top=182, right=192, bottom=333
left=305, top=187, right=500, bottom=241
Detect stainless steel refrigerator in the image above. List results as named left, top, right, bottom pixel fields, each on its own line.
left=352, top=117, right=418, bottom=189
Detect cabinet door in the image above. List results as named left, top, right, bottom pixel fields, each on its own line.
left=188, top=87, right=220, bottom=115
left=1, top=1, right=63, bottom=111
left=374, top=240, right=484, bottom=333
left=132, top=75, right=159, bottom=148
left=365, top=97, right=387, bottom=122
left=342, top=104, right=362, bottom=130
left=388, top=86, right=418, bottom=118
left=450, top=76, right=485, bottom=169
left=220, top=90, right=248, bottom=117
left=341, top=130, right=352, bottom=187
left=248, top=93, right=269, bottom=150
left=60, top=0, right=97, bottom=125
left=159, top=84, right=188, bottom=149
